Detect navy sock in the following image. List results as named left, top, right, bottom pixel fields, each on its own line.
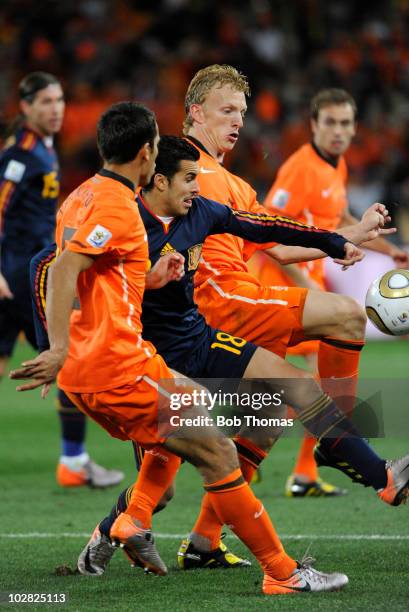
left=299, top=394, right=387, bottom=490
left=62, top=439, right=85, bottom=457
left=320, top=436, right=386, bottom=490
left=99, top=486, right=133, bottom=537
left=57, top=388, right=86, bottom=456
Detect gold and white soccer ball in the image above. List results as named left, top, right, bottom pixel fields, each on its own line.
left=365, top=269, right=409, bottom=336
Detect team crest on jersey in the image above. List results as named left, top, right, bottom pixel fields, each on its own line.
left=187, top=243, right=203, bottom=271
left=272, top=188, right=290, bottom=209
left=86, top=224, right=112, bottom=248
left=160, top=242, right=176, bottom=256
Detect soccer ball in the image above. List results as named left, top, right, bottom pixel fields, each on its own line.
left=365, top=269, right=409, bottom=336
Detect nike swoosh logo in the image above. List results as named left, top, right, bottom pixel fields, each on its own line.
left=254, top=504, right=264, bottom=519
left=321, top=187, right=333, bottom=198
left=281, top=581, right=311, bottom=592
left=200, top=167, right=217, bottom=174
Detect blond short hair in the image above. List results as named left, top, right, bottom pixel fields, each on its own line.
left=183, top=64, right=250, bottom=134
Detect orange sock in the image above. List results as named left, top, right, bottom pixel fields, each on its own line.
left=190, top=493, right=221, bottom=550
left=126, top=445, right=181, bottom=528
left=293, top=435, right=318, bottom=481
left=206, top=469, right=296, bottom=579
left=190, top=437, right=267, bottom=550
left=318, top=337, right=364, bottom=419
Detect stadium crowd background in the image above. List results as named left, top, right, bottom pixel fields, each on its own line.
left=1, top=0, right=409, bottom=244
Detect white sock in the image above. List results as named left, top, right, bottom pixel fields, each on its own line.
left=59, top=452, right=90, bottom=471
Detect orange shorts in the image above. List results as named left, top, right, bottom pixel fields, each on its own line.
left=247, top=252, right=322, bottom=357
left=194, top=272, right=308, bottom=359
left=63, top=353, right=176, bottom=450
left=287, top=339, right=319, bottom=355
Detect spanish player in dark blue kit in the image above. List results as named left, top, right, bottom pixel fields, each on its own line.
left=27, top=137, right=409, bottom=586
left=0, top=72, right=62, bottom=364
left=0, top=72, right=123, bottom=489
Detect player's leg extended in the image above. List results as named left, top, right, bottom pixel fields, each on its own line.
left=194, top=280, right=351, bottom=495
left=241, top=347, right=381, bottom=482
left=195, top=281, right=409, bottom=499
left=164, top=424, right=348, bottom=593
left=222, top=344, right=408, bottom=505
left=218, top=284, right=366, bottom=496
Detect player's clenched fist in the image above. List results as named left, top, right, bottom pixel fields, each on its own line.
left=146, top=252, right=185, bottom=289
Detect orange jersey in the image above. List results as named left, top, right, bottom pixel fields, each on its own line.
left=55, top=169, right=156, bottom=393
left=262, top=142, right=348, bottom=284
left=189, top=139, right=279, bottom=287
left=187, top=139, right=309, bottom=358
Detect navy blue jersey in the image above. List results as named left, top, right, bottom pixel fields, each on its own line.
left=0, top=126, right=60, bottom=255
left=138, top=192, right=347, bottom=364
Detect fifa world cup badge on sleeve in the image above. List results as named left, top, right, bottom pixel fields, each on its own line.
left=86, top=225, right=112, bottom=248
left=272, top=189, right=289, bottom=209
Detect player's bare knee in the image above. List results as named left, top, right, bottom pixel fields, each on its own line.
left=337, top=295, right=366, bottom=339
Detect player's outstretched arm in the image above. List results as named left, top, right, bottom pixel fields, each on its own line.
left=146, top=252, right=185, bottom=289
left=9, top=249, right=94, bottom=393
left=265, top=203, right=395, bottom=267
left=210, top=199, right=350, bottom=259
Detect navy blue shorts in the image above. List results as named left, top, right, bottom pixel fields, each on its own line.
left=0, top=251, right=37, bottom=356
left=168, top=325, right=257, bottom=379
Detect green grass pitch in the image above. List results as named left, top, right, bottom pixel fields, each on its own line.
left=0, top=340, right=408, bottom=611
